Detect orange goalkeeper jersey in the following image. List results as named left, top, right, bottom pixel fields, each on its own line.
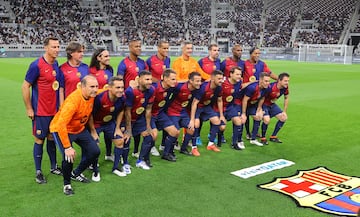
left=172, top=56, right=210, bottom=82
left=50, top=88, right=94, bottom=149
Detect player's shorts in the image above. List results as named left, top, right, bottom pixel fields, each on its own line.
left=263, top=104, right=283, bottom=118
left=246, top=104, right=265, bottom=116
left=196, top=106, right=218, bottom=121
left=32, top=116, right=53, bottom=139
left=224, top=104, right=242, bottom=120
left=132, top=116, right=147, bottom=136
left=52, top=129, right=97, bottom=153
left=169, top=113, right=190, bottom=130
left=151, top=112, right=174, bottom=130
left=95, top=121, right=123, bottom=140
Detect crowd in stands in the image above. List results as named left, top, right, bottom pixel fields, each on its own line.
left=0, top=0, right=359, bottom=48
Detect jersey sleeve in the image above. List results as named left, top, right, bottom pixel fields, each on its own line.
left=117, top=61, right=126, bottom=77
left=24, top=61, right=40, bottom=84
left=125, top=87, right=134, bottom=107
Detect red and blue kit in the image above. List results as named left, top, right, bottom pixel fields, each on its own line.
left=25, top=57, right=63, bottom=116
left=219, top=78, right=243, bottom=110
left=151, top=81, right=175, bottom=116
left=243, top=60, right=271, bottom=83
left=117, top=57, right=149, bottom=88
left=167, top=82, right=194, bottom=117
left=89, top=66, right=113, bottom=89
left=92, top=90, right=125, bottom=128
left=60, top=62, right=89, bottom=98
left=193, top=81, right=222, bottom=108
left=264, top=82, right=289, bottom=106
left=125, top=86, right=155, bottom=122
left=244, top=83, right=271, bottom=105
left=198, top=56, right=221, bottom=75
left=146, top=55, right=170, bottom=81
left=220, top=57, right=245, bottom=78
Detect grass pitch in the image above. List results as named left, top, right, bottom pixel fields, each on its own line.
left=0, top=57, right=359, bottom=217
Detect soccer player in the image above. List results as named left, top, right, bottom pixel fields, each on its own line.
left=50, top=75, right=100, bottom=195
left=60, top=41, right=88, bottom=99
left=243, top=47, right=277, bottom=139
left=198, top=44, right=221, bottom=75
left=21, top=36, right=63, bottom=184
left=172, top=41, right=210, bottom=82
left=124, top=70, right=155, bottom=170
left=88, top=76, right=128, bottom=181
left=167, top=72, right=202, bottom=156
left=241, top=72, right=271, bottom=147
left=117, top=39, right=149, bottom=158
left=117, top=39, right=149, bottom=88
left=146, top=40, right=170, bottom=83
left=89, top=48, right=113, bottom=89
left=151, top=69, right=179, bottom=162
left=217, top=66, right=246, bottom=150
left=190, top=70, right=225, bottom=154
left=220, top=44, right=245, bottom=78
left=260, top=73, right=290, bottom=144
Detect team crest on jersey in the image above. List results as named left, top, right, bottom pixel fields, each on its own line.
left=162, top=65, right=166, bottom=69
left=259, top=167, right=360, bottom=216
left=52, top=81, right=59, bottom=91
left=140, top=98, right=145, bottom=103
left=52, top=70, right=56, bottom=76
left=135, top=67, right=139, bottom=72
left=104, top=74, right=108, bottom=80
left=136, top=107, right=145, bottom=114
left=158, top=100, right=166, bottom=107
left=231, top=89, right=234, bottom=93
left=110, top=106, right=115, bottom=112
left=188, top=94, right=192, bottom=99
left=252, top=68, right=256, bottom=73
left=163, top=92, right=167, bottom=97
left=76, top=72, right=81, bottom=77
left=226, top=96, right=233, bottom=102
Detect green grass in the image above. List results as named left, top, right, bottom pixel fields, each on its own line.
left=0, top=57, right=359, bottom=217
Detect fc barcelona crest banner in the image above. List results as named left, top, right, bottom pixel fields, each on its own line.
left=258, top=167, right=360, bottom=216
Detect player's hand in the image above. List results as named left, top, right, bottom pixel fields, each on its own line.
left=91, top=131, right=99, bottom=143
left=64, top=147, right=76, bottom=163
left=114, top=128, right=123, bottom=138
left=26, top=108, right=34, bottom=120
left=240, top=113, right=247, bottom=124
left=188, top=120, right=195, bottom=130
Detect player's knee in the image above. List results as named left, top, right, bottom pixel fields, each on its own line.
left=168, top=128, right=180, bottom=137
left=263, top=116, right=270, bottom=124
left=220, top=125, right=226, bottom=131
left=279, top=113, right=287, bottom=122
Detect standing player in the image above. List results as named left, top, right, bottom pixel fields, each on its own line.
left=172, top=41, right=210, bottom=82
left=50, top=75, right=100, bottom=195
left=60, top=41, right=88, bottom=99
left=241, top=72, right=271, bottom=147
left=190, top=70, right=225, bottom=154
left=21, top=36, right=63, bottom=184
left=146, top=40, right=170, bottom=83
left=88, top=76, right=128, bottom=181
left=89, top=48, right=113, bottom=89
left=198, top=44, right=221, bottom=75
left=220, top=44, right=245, bottom=78
left=124, top=70, right=155, bottom=170
left=151, top=69, right=179, bottom=162
left=167, top=72, right=202, bottom=156
left=117, top=39, right=149, bottom=88
left=260, top=73, right=290, bottom=144
left=118, top=39, right=149, bottom=158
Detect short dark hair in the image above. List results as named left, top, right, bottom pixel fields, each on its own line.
left=259, top=72, right=270, bottom=79
left=44, top=37, right=59, bottom=46
left=230, top=66, right=242, bottom=74
left=108, top=76, right=124, bottom=86
left=157, top=40, right=169, bottom=47
left=208, top=44, right=218, bottom=51
left=278, top=72, right=290, bottom=81
left=162, top=68, right=176, bottom=78
left=138, top=70, right=152, bottom=77
left=212, top=70, right=223, bottom=77
left=188, top=71, right=201, bottom=80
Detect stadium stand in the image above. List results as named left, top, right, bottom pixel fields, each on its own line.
left=0, top=0, right=359, bottom=52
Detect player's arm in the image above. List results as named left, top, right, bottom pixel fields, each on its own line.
left=87, top=115, right=99, bottom=143
left=115, top=110, right=124, bottom=138
left=189, top=98, right=199, bottom=129
left=241, top=95, right=249, bottom=124
left=283, top=94, right=289, bottom=113
left=241, top=80, right=257, bottom=89
left=21, top=80, right=34, bottom=120
left=117, top=61, right=126, bottom=79
left=145, top=103, right=153, bottom=135
left=124, top=106, right=132, bottom=142
left=217, top=96, right=225, bottom=122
